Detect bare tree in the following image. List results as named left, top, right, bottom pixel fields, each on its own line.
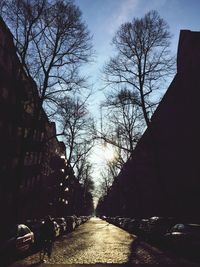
left=79, top=161, right=94, bottom=198
left=98, top=171, right=113, bottom=198
left=1, top=0, right=94, bottom=171
left=1, top=0, right=45, bottom=73
left=94, top=88, right=144, bottom=204
left=1, top=0, right=93, bottom=113
left=76, top=156, right=91, bottom=182
left=96, top=88, right=143, bottom=167
left=76, top=160, right=95, bottom=215
left=101, top=11, right=176, bottom=214
left=103, top=10, right=175, bottom=128
left=57, top=95, right=95, bottom=172
left=97, top=156, right=122, bottom=201
left=94, top=173, right=111, bottom=202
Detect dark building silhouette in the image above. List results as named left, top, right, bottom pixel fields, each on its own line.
left=0, top=17, right=93, bottom=231
left=97, top=30, right=200, bottom=221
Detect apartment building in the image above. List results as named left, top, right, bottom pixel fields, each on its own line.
left=0, top=18, right=69, bottom=229
left=99, top=30, right=200, bottom=220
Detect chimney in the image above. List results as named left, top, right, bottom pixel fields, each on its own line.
left=177, top=30, right=200, bottom=73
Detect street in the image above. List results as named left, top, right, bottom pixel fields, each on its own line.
left=8, top=217, right=196, bottom=266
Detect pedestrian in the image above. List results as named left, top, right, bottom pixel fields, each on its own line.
left=40, top=215, right=55, bottom=262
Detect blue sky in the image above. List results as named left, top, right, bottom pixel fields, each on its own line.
left=73, top=0, right=200, bottom=188
left=74, top=0, right=200, bottom=111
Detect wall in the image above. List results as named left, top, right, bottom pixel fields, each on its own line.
left=101, top=30, right=200, bottom=220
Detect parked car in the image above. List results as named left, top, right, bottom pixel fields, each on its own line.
left=80, top=216, right=89, bottom=223
left=54, top=218, right=67, bottom=234
left=147, top=216, right=176, bottom=243
left=65, top=216, right=76, bottom=232
left=53, top=221, right=60, bottom=237
left=25, top=219, right=44, bottom=249
left=120, top=218, right=131, bottom=229
left=138, top=219, right=150, bottom=239
left=76, top=217, right=82, bottom=227
left=164, top=223, right=200, bottom=253
left=125, top=219, right=140, bottom=234
left=116, top=217, right=125, bottom=227
left=0, top=224, right=34, bottom=258
left=106, top=217, right=116, bottom=224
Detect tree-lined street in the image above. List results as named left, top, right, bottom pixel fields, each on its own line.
left=1, top=1, right=200, bottom=266
left=9, top=218, right=194, bottom=266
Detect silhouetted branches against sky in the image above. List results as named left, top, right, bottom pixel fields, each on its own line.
left=96, top=88, right=143, bottom=164
left=103, top=10, right=175, bottom=129
left=56, top=95, right=95, bottom=175
left=1, top=0, right=93, bottom=114
left=96, top=11, right=175, bottom=201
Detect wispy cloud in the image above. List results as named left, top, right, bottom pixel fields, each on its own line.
left=106, top=0, right=139, bottom=35
left=104, top=0, right=170, bottom=36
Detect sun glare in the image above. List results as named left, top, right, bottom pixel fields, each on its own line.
left=91, top=144, right=117, bottom=166
left=102, top=144, right=116, bottom=162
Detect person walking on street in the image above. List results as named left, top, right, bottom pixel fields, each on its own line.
left=40, top=215, right=55, bottom=262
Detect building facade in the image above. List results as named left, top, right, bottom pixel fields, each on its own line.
left=97, top=30, right=200, bottom=221
left=0, top=18, right=71, bottom=231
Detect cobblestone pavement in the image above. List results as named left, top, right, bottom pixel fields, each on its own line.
left=9, top=218, right=196, bottom=266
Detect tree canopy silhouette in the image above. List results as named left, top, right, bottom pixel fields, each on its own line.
left=103, top=10, right=175, bottom=128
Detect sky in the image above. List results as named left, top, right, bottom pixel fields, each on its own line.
left=72, top=0, right=200, bottom=191
left=73, top=0, right=200, bottom=120
left=74, top=0, right=200, bottom=91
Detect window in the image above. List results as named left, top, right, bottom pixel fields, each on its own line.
left=27, top=178, right=31, bottom=188
left=1, top=87, right=8, bottom=99
left=33, top=130, right=37, bottom=140
left=38, top=152, right=42, bottom=164
left=17, top=127, right=22, bottom=136
left=24, top=128, right=28, bottom=138
left=32, top=176, right=35, bottom=187
left=24, top=152, right=29, bottom=165
left=18, top=225, right=31, bottom=236
left=7, top=124, right=12, bottom=136
left=40, top=132, right=44, bottom=141
left=37, top=175, right=40, bottom=183
left=177, top=224, right=185, bottom=231
left=24, top=102, right=33, bottom=115
left=172, top=224, right=184, bottom=232
left=12, top=158, right=18, bottom=168
left=34, top=153, right=38, bottom=164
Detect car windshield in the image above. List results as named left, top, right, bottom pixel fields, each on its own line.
left=18, top=225, right=31, bottom=236
left=56, top=219, right=63, bottom=223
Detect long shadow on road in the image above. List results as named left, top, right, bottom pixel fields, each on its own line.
left=127, top=236, right=200, bottom=265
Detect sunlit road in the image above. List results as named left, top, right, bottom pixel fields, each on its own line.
left=9, top=218, right=194, bottom=266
